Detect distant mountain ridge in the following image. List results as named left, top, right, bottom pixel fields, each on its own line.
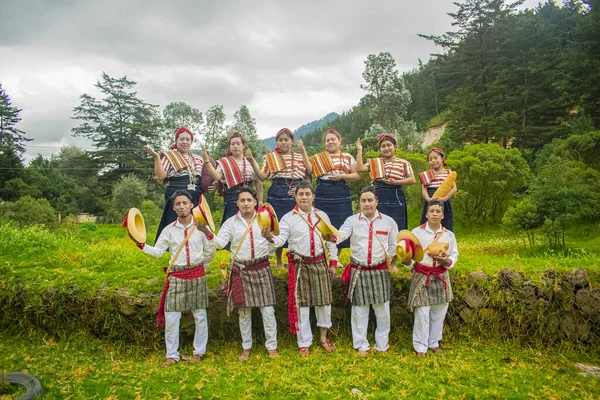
left=262, top=112, right=339, bottom=149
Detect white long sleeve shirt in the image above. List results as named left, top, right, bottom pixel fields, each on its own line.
left=215, top=212, right=273, bottom=261
left=411, top=223, right=459, bottom=268
left=271, top=206, right=338, bottom=262
left=336, top=211, right=398, bottom=265
left=143, top=217, right=215, bottom=267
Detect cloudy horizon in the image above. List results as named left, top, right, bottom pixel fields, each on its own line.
left=0, top=0, right=543, bottom=162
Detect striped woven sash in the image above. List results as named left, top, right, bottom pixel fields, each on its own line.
left=264, top=152, right=286, bottom=174
left=162, top=151, right=190, bottom=173
left=219, top=156, right=245, bottom=188
left=309, top=152, right=334, bottom=178
left=368, top=158, right=385, bottom=180
left=418, top=170, right=436, bottom=186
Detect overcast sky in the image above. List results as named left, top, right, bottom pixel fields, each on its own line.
left=0, top=0, right=543, bottom=162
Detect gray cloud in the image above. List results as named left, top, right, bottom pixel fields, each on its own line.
left=0, top=0, right=544, bottom=161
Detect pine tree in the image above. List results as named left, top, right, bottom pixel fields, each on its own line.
left=71, top=72, right=162, bottom=183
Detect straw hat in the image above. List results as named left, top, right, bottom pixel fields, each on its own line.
left=192, top=194, right=216, bottom=232
left=396, top=230, right=424, bottom=263
left=314, top=212, right=340, bottom=237
left=257, top=203, right=280, bottom=236
left=127, top=207, right=147, bottom=244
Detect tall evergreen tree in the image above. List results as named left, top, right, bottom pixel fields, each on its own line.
left=71, top=72, right=162, bottom=183
left=0, top=83, right=27, bottom=192
left=203, top=105, right=226, bottom=153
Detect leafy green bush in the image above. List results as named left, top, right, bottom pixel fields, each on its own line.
left=502, top=197, right=541, bottom=250
left=530, top=157, right=600, bottom=248
left=449, top=144, right=531, bottom=225
left=0, top=196, right=56, bottom=226
left=111, top=174, right=147, bottom=217
left=79, top=222, right=97, bottom=233
left=139, top=200, right=162, bottom=229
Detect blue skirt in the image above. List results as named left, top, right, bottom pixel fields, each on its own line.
left=374, top=182, right=407, bottom=230
left=155, top=175, right=202, bottom=243
left=420, top=187, right=454, bottom=232
left=314, top=179, right=352, bottom=249
left=267, top=179, right=303, bottom=219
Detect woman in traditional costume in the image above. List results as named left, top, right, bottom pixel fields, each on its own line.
left=246, top=128, right=312, bottom=267
left=202, top=131, right=262, bottom=225
left=145, top=127, right=204, bottom=242
left=311, top=128, right=360, bottom=249
left=419, top=148, right=456, bottom=232
left=355, top=134, right=415, bottom=230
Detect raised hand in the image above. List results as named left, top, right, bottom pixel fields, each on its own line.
left=144, top=145, right=159, bottom=159
left=201, top=146, right=210, bottom=162
left=297, top=139, right=306, bottom=154
left=356, top=138, right=363, bottom=152
left=245, top=148, right=254, bottom=160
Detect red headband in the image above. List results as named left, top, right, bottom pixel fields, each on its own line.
left=170, top=127, right=194, bottom=149
left=276, top=128, right=294, bottom=141
left=377, top=134, right=397, bottom=146
left=428, top=147, right=448, bottom=166
left=324, top=128, right=342, bottom=142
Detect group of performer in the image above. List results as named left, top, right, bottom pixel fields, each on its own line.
left=135, top=127, right=459, bottom=366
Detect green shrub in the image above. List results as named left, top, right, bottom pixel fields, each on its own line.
left=449, top=144, right=531, bottom=225
left=139, top=200, right=162, bottom=229
left=79, top=222, right=97, bottom=233
left=0, top=196, right=56, bottom=226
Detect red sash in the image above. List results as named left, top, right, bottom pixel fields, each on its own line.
left=219, top=156, right=245, bottom=188
left=341, top=261, right=387, bottom=283
left=287, top=252, right=326, bottom=334
left=157, top=265, right=205, bottom=327
left=414, top=262, right=447, bottom=289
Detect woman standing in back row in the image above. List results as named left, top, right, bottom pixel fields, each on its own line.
left=202, top=131, right=263, bottom=225
left=145, top=127, right=204, bottom=242
left=355, top=134, right=415, bottom=230
left=419, top=148, right=456, bottom=232
left=311, top=128, right=360, bottom=249
left=246, top=128, right=312, bottom=268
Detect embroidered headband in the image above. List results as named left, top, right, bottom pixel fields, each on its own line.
left=170, top=127, right=194, bottom=149
left=377, top=134, right=397, bottom=147
left=276, top=128, right=294, bottom=141
left=324, top=128, right=342, bottom=142
left=428, top=147, right=448, bottom=166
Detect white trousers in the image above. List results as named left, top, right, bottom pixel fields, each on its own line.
left=413, top=303, right=449, bottom=353
left=351, top=301, right=390, bottom=352
left=239, top=306, right=278, bottom=351
left=297, top=305, right=332, bottom=348
left=165, top=309, right=208, bottom=361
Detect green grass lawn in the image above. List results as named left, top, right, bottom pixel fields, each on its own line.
left=2, top=221, right=599, bottom=295
left=1, top=222, right=600, bottom=399
left=1, top=330, right=599, bottom=399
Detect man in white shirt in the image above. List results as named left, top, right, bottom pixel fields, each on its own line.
left=262, top=181, right=339, bottom=356
left=407, top=199, right=458, bottom=357
left=130, top=190, right=216, bottom=367
left=335, top=186, right=398, bottom=356
left=214, top=186, right=279, bottom=361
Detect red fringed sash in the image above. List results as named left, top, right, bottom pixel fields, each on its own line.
left=156, top=265, right=205, bottom=327
left=414, top=262, right=447, bottom=289
left=228, top=259, right=270, bottom=313
left=219, top=156, right=245, bottom=188
left=286, top=252, right=326, bottom=334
